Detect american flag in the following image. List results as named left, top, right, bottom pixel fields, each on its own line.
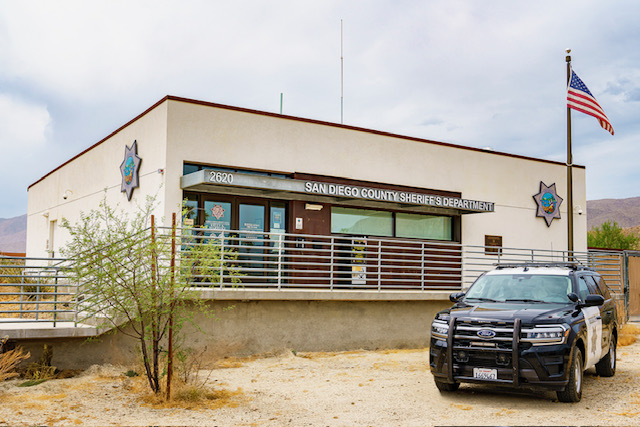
left=567, top=70, right=614, bottom=135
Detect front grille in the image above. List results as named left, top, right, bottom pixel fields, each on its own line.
left=454, top=319, right=515, bottom=353
left=449, top=318, right=521, bottom=382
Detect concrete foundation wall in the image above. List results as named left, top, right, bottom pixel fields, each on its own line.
left=16, top=299, right=451, bottom=370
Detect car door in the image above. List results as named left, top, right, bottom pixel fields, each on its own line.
left=587, top=274, right=614, bottom=351
left=577, top=275, right=603, bottom=369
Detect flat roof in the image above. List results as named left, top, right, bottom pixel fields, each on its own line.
left=29, top=95, right=583, bottom=189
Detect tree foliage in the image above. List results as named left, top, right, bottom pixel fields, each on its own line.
left=587, top=220, right=639, bottom=250
left=61, top=196, right=236, bottom=396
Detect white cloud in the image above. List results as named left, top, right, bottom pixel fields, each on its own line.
left=0, top=93, right=50, bottom=149
left=0, top=0, right=639, bottom=217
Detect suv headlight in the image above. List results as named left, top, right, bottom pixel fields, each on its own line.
left=521, top=324, right=569, bottom=346
left=431, top=319, right=449, bottom=340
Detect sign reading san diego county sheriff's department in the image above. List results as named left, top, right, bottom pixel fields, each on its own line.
left=303, top=181, right=494, bottom=212
left=194, top=169, right=494, bottom=213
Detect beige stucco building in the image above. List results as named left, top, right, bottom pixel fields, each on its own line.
left=20, top=95, right=590, bottom=362
left=27, top=95, right=586, bottom=259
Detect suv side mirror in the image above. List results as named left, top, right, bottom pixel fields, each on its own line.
left=584, top=294, right=605, bottom=307
left=567, top=292, right=579, bottom=303
left=449, top=292, right=465, bottom=303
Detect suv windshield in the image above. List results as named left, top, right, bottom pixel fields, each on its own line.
left=465, top=274, right=572, bottom=303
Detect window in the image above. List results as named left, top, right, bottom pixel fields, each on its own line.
left=183, top=163, right=287, bottom=179
left=331, top=207, right=393, bottom=236
left=183, top=192, right=286, bottom=234
left=577, top=277, right=590, bottom=301
left=396, top=213, right=451, bottom=240
left=594, top=275, right=612, bottom=299
left=331, top=207, right=453, bottom=240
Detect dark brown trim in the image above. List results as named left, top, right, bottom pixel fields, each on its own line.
left=0, top=252, right=26, bottom=257
left=29, top=94, right=585, bottom=189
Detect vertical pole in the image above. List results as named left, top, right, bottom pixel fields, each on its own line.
left=150, top=215, right=159, bottom=393
left=566, top=50, right=574, bottom=258
left=377, top=240, right=382, bottom=291
left=329, top=237, right=335, bottom=291
left=420, top=243, right=425, bottom=291
left=341, top=19, right=344, bottom=124
left=276, top=233, right=283, bottom=290
left=280, top=93, right=283, bottom=115
left=167, top=213, right=176, bottom=400
left=219, top=234, right=225, bottom=289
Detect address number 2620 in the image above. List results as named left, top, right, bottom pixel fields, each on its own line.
left=209, top=171, right=234, bottom=184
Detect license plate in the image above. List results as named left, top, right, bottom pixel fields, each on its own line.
left=473, top=368, right=497, bottom=380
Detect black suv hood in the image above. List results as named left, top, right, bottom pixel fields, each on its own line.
left=445, top=302, right=574, bottom=324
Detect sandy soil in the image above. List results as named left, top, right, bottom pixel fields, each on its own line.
left=1, top=340, right=640, bottom=426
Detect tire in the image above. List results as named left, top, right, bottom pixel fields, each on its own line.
left=595, top=335, right=617, bottom=377
left=557, top=347, right=583, bottom=403
left=434, top=379, right=460, bottom=392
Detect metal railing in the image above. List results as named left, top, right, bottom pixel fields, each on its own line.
left=0, top=227, right=628, bottom=326
left=179, top=228, right=464, bottom=291
left=0, top=255, right=75, bottom=325
left=462, top=245, right=624, bottom=292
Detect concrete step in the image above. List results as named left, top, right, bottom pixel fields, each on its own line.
left=0, top=319, right=99, bottom=340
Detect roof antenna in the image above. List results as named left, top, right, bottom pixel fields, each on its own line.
left=340, top=19, right=344, bottom=124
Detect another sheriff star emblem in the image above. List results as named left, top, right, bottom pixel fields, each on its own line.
left=533, top=181, right=563, bottom=227
left=119, top=140, right=142, bottom=201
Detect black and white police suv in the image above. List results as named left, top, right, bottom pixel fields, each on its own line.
left=429, top=263, right=618, bottom=402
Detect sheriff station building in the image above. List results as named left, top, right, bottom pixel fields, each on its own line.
left=27, top=95, right=586, bottom=258
left=23, top=96, right=588, bottom=360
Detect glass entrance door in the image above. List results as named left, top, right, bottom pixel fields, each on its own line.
left=239, top=204, right=266, bottom=277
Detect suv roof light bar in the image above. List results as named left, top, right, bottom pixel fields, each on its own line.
left=493, top=262, right=595, bottom=271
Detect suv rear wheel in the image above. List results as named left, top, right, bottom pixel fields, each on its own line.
left=557, top=347, right=583, bottom=402
left=595, top=335, right=617, bottom=377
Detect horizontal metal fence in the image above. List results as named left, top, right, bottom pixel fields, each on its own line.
left=462, top=245, right=624, bottom=292
left=0, top=227, right=628, bottom=326
left=180, top=228, right=464, bottom=291
left=0, top=256, right=75, bottom=325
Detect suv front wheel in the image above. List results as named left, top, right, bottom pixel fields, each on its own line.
left=557, top=347, right=583, bottom=402
left=434, top=379, right=460, bottom=392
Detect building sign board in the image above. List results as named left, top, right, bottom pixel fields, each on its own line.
left=303, top=181, right=494, bottom=212
left=181, top=169, right=495, bottom=213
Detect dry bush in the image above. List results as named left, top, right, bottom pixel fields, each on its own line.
left=619, top=323, right=640, bottom=347
left=142, top=384, right=245, bottom=410
left=0, top=347, right=30, bottom=381
left=22, top=344, right=56, bottom=382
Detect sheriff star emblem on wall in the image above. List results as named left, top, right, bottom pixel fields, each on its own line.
left=533, top=181, right=563, bottom=227
left=119, top=141, right=142, bottom=201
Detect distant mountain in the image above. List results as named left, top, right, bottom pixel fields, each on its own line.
left=587, top=197, right=640, bottom=231
left=0, top=214, right=27, bottom=254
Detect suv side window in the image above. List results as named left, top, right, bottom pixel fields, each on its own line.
left=577, top=276, right=590, bottom=301
left=593, top=275, right=612, bottom=299
left=584, top=275, right=601, bottom=296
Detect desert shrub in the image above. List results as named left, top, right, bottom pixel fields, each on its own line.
left=23, top=344, right=56, bottom=382
left=619, top=323, right=640, bottom=347
left=0, top=346, right=30, bottom=381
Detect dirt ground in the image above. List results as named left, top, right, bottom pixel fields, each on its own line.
left=1, top=338, right=640, bottom=426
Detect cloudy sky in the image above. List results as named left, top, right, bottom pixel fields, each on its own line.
left=1, top=0, right=639, bottom=219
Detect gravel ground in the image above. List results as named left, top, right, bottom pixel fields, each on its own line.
left=1, top=340, right=640, bottom=426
